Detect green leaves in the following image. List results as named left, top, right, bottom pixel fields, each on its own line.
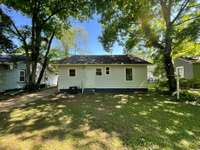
left=59, top=27, right=88, bottom=55
left=95, top=0, right=200, bottom=92
left=97, top=0, right=200, bottom=55
left=173, top=40, right=200, bottom=58
left=0, top=7, right=14, bottom=53
left=1, top=0, right=93, bottom=86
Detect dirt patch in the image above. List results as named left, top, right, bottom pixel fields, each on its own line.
left=0, top=88, right=57, bottom=112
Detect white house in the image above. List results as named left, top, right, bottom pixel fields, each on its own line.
left=55, top=55, right=150, bottom=93
left=0, top=55, right=58, bottom=92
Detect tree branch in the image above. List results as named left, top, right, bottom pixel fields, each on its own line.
left=140, top=17, right=165, bottom=50
left=159, top=0, right=171, bottom=24
left=171, top=0, right=190, bottom=25
left=45, top=32, right=55, bottom=58
left=174, top=15, right=200, bottom=26
left=151, top=41, right=165, bottom=50
left=10, top=20, right=28, bottom=49
left=41, top=0, right=70, bottom=26
left=42, top=7, right=68, bottom=26
left=187, top=3, right=200, bottom=9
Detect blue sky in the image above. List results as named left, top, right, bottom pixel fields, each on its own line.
left=6, top=7, right=124, bottom=55
left=71, top=17, right=124, bottom=55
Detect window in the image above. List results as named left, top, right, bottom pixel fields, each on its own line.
left=69, top=69, right=76, bottom=77
left=96, top=68, right=102, bottom=76
left=106, top=67, right=110, bottom=75
left=126, top=68, right=133, bottom=81
left=19, top=70, right=25, bottom=82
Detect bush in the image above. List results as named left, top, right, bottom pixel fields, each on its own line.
left=179, top=90, right=200, bottom=102
left=154, top=79, right=200, bottom=90
left=154, top=81, right=169, bottom=92
left=180, top=79, right=200, bottom=89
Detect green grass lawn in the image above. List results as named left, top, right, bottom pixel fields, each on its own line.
left=0, top=92, right=200, bottom=150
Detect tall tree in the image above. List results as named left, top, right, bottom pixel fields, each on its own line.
left=0, top=7, right=14, bottom=53
left=60, top=27, right=88, bottom=55
left=95, top=0, right=200, bottom=92
left=2, top=0, right=92, bottom=89
left=60, top=28, right=76, bottom=56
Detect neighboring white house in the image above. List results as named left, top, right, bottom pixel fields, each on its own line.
left=147, top=65, right=159, bottom=82
left=174, top=57, right=200, bottom=80
left=36, top=63, right=58, bottom=87
left=55, top=55, right=150, bottom=92
left=0, top=55, right=58, bottom=92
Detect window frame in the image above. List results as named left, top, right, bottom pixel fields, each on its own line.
left=96, top=68, right=102, bottom=76
left=125, top=68, right=133, bottom=81
left=69, top=69, right=76, bottom=77
left=19, top=70, right=26, bottom=82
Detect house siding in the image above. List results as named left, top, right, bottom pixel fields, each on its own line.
left=174, top=59, right=194, bottom=79
left=0, top=62, right=26, bottom=92
left=36, top=64, right=58, bottom=86
left=0, top=62, right=58, bottom=92
left=58, top=65, right=147, bottom=91
left=193, top=64, right=200, bottom=80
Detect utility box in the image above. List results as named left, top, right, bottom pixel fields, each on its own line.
left=68, top=86, right=79, bottom=94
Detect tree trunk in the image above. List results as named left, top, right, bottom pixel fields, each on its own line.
left=163, top=52, right=176, bottom=92
left=36, top=58, right=47, bottom=86
left=159, top=0, right=176, bottom=93
left=28, top=1, right=42, bottom=90
left=25, top=50, right=31, bottom=85
left=30, top=25, right=41, bottom=90
left=163, top=27, right=176, bottom=93
left=29, top=5, right=36, bottom=90
left=31, top=57, right=38, bottom=85
left=36, top=32, right=55, bottom=86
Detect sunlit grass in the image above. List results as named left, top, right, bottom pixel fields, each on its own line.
left=0, top=92, right=200, bottom=150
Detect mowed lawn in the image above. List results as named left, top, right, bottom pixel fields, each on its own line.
left=0, top=92, right=200, bottom=150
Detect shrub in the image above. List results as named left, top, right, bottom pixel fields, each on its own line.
left=180, top=79, right=200, bottom=89
left=154, top=81, right=169, bottom=92
left=179, top=90, right=200, bottom=102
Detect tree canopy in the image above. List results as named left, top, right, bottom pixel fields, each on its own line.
left=1, top=0, right=200, bottom=92
left=95, top=0, right=200, bottom=52
left=1, top=0, right=93, bottom=89
left=60, top=27, right=88, bottom=55
left=95, top=0, right=200, bottom=92
left=0, top=7, right=14, bottom=52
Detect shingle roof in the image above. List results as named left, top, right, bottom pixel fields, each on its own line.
left=181, top=56, right=200, bottom=64
left=0, top=55, right=27, bottom=63
left=56, top=55, right=150, bottom=65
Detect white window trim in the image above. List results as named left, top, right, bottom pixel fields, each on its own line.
left=19, top=70, right=25, bottom=82
left=125, top=67, right=133, bottom=81
left=69, top=68, right=76, bottom=77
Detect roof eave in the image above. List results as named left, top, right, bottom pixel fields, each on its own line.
left=53, top=63, right=150, bottom=66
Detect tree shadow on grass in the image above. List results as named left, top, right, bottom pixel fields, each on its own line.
left=0, top=92, right=200, bottom=149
